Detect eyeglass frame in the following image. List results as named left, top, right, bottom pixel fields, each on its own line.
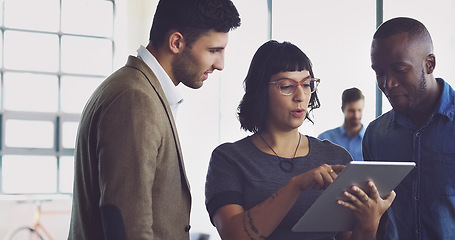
left=269, top=78, right=320, bottom=96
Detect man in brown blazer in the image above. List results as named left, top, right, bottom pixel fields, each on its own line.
left=68, top=0, right=240, bottom=239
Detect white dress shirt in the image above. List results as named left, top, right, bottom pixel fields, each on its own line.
left=137, top=45, right=183, bottom=120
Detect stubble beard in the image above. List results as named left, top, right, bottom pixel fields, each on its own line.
left=171, top=48, right=203, bottom=89
left=409, top=69, right=428, bottom=111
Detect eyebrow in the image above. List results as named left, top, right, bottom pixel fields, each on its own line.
left=209, top=47, right=225, bottom=51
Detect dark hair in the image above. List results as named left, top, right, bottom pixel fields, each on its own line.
left=374, top=17, right=432, bottom=46
left=237, top=40, right=321, bottom=133
left=149, top=0, right=241, bottom=48
left=341, top=87, right=364, bottom=109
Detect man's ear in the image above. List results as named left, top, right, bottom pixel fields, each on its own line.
left=425, top=54, right=436, bottom=74
left=168, top=32, right=185, bottom=54
left=341, top=105, right=347, bottom=114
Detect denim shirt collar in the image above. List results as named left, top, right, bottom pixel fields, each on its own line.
left=338, top=124, right=365, bottom=138
left=436, top=78, right=455, bottom=121
left=359, top=125, right=366, bottom=138
left=392, top=78, right=455, bottom=127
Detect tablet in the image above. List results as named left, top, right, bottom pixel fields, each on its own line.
left=291, top=161, right=415, bottom=232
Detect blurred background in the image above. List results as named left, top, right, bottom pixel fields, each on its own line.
left=0, top=0, right=453, bottom=239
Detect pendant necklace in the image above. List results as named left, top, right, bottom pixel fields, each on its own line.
left=259, top=133, right=301, bottom=172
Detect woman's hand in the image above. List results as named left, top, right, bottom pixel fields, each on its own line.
left=294, top=164, right=346, bottom=192
left=213, top=164, right=347, bottom=240
left=337, top=181, right=396, bottom=239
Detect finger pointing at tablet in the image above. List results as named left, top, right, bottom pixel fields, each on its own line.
left=295, top=164, right=346, bottom=191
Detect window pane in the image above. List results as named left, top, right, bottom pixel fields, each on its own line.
left=61, top=36, right=113, bottom=75
left=62, top=0, right=114, bottom=37
left=0, top=32, right=2, bottom=69
left=0, top=1, right=3, bottom=26
left=4, top=0, right=59, bottom=32
left=59, top=156, right=74, bottom=193
left=382, top=94, right=392, bottom=114
left=2, top=155, right=57, bottom=193
left=61, top=76, right=103, bottom=113
left=62, top=122, right=78, bottom=149
left=5, top=119, right=54, bottom=148
left=3, top=72, right=58, bottom=112
left=4, top=31, right=59, bottom=72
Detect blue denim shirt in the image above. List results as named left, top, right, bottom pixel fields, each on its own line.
left=363, top=78, right=455, bottom=240
left=318, top=125, right=365, bottom=161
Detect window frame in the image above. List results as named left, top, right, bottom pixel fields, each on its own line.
left=0, top=0, right=115, bottom=195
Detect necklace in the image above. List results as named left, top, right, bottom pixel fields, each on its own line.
left=259, top=133, right=301, bottom=172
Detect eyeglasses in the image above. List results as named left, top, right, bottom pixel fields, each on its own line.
left=269, top=78, right=320, bottom=96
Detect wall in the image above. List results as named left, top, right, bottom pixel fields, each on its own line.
left=176, top=1, right=269, bottom=238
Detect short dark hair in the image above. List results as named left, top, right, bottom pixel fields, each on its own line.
left=373, top=17, right=432, bottom=46
left=149, top=0, right=241, bottom=48
left=237, top=40, right=321, bottom=133
left=341, top=87, right=364, bottom=109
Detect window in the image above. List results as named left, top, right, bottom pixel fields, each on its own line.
left=0, top=0, right=114, bottom=194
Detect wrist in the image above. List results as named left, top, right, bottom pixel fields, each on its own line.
left=289, top=176, right=306, bottom=193
left=351, top=222, right=378, bottom=240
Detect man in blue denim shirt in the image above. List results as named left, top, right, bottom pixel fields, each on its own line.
left=318, top=87, right=365, bottom=161
left=364, top=17, right=455, bottom=239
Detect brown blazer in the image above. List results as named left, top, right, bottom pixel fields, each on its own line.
left=69, top=56, right=191, bottom=239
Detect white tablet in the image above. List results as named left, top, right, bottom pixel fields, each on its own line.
left=291, top=161, right=415, bottom=232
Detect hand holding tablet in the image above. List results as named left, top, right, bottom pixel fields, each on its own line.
left=292, top=161, right=415, bottom=232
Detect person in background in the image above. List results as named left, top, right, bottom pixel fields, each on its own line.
left=205, top=40, right=395, bottom=240
left=364, top=17, right=455, bottom=239
left=68, top=0, right=240, bottom=239
left=318, top=87, right=365, bottom=161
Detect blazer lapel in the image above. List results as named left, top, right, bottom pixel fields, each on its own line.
left=124, top=56, right=191, bottom=191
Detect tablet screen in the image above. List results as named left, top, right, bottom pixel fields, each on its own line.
left=292, top=161, right=415, bottom=232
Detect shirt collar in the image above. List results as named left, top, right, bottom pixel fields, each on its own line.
left=339, top=125, right=365, bottom=138
left=338, top=125, right=347, bottom=136
left=359, top=125, right=366, bottom=138
left=137, top=45, right=183, bottom=109
left=435, top=78, right=455, bottom=121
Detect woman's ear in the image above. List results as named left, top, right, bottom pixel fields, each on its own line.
left=425, top=54, right=436, bottom=74
left=168, top=31, right=185, bottom=54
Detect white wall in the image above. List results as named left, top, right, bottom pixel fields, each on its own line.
left=177, top=1, right=269, bottom=238
left=271, top=0, right=378, bottom=136
left=383, top=0, right=455, bottom=86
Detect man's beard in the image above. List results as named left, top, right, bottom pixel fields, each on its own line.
left=408, top=69, right=428, bottom=111
left=171, top=48, right=204, bottom=89
left=346, top=118, right=361, bottom=128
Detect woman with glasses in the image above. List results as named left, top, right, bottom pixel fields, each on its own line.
left=205, top=40, right=395, bottom=240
